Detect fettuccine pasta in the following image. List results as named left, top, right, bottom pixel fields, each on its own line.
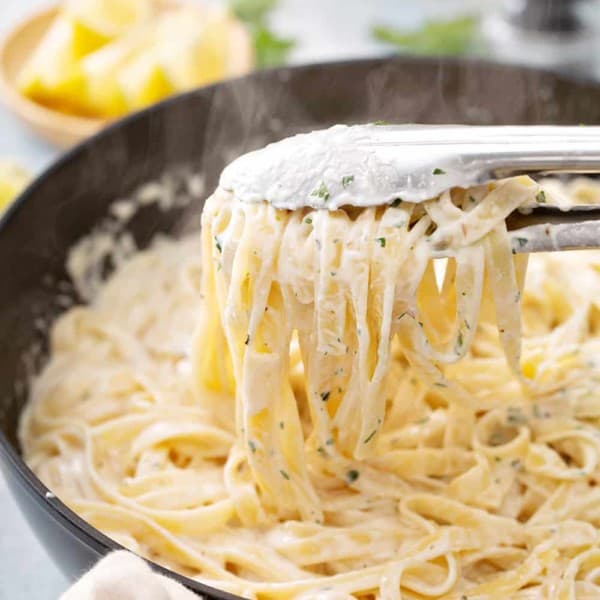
left=20, top=174, right=600, bottom=599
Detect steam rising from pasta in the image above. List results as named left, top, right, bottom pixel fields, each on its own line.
left=21, top=172, right=600, bottom=599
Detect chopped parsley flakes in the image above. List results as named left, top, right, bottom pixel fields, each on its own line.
left=311, top=181, right=330, bottom=202
left=346, top=469, right=360, bottom=483
left=507, top=407, right=528, bottom=425
left=363, top=429, right=377, bottom=444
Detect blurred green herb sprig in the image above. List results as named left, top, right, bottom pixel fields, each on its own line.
left=229, top=0, right=295, bottom=68
left=372, top=16, right=477, bottom=57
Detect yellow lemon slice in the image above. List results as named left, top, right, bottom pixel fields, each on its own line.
left=0, top=161, right=30, bottom=213
left=80, top=28, right=153, bottom=117
left=156, top=7, right=230, bottom=90
left=18, top=1, right=254, bottom=122
left=17, top=15, right=100, bottom=114
left=64, top=0, right=157, bottom=39
left=118, top=49, right=174, bottom=110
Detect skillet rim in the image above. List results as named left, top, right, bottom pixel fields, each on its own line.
left=2, top=54, right=600, bottom=598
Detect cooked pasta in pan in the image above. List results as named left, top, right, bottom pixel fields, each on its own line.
left=21, top=132, right=600, bottom=599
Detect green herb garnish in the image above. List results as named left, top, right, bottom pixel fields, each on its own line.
left=391, top=198, right=403, bottom=207
left=376, top=237, right=386, bottom=248
left=214, top=236, right=222, bottom=253
left=516, top=237, right=528, bottom=248
left=346, top=469, right=360, bottom=483
left=536, top=190, right=546, bottom=203
left=248, top=440, right=257, bottom=453
left=341, top=175, right=354, bottom=188
left=363, top=429, right=377, bottom=444
left=304, top=217, right=313, bottom=224
left=311, top=181, right=330, bottom=201
left=253, top=26, right=295, bottom=67
left=229, top=0, right=275, bottom=23
left=507, top=407, right=527, bottom=425
left=244, top=334, right=250, bottom=345
left=280, top=469, right=290, bottom=480
left=432, top=167, right=446, bottom=175
left=371, top=16, right=476, bottom=56
left=229, top=0, right=295, bottom=68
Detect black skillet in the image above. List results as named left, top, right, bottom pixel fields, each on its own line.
left=1, top=57, right=600, bottom=598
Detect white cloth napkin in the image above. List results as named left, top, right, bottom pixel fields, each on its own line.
left=60, top=551, right=199, bottom=600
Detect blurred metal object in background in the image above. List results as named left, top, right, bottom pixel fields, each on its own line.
left=483, top=0, right=599, bottom=77
left=507, top=0, right=582, bottom=31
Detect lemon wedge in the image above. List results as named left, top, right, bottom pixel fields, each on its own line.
left=80, top=28, right=153, bottom=117
left=18, top=1, right=254, bottom=122
left=17, top=15, right=103, bottom=114
left=118, top=49, right=174, bottom=110
left=0, top=161, right=30, bottom=213
left=155, top=7, right=230, bottom=90
left=18, top=0, right=157, bottom=115
left=64, top=0, right=157, bottom=39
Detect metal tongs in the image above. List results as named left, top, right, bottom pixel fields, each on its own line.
left=384, top=125, right=600, bottom=255
left=220, top=124, right=600, bottom=254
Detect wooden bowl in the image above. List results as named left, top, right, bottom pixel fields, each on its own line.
left=0, top=6, right=108, bottom=148
left=0, top=4, right=254, bottom=149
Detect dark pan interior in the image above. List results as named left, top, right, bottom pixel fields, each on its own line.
left=2, top=56, right=600, bottom=597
